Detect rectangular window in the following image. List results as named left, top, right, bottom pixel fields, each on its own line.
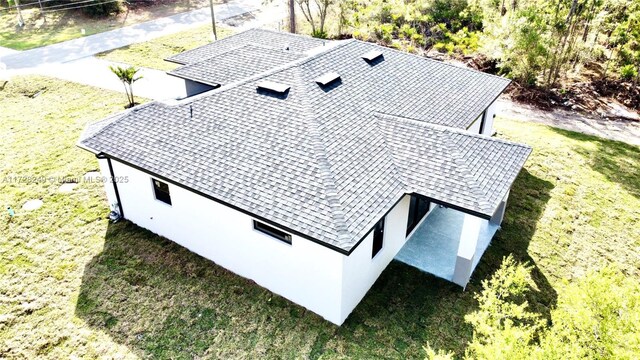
left=372, top=218, right=385, bottom=258
left=253, top=220, right=292, bottom=244
left=152, top=178, right=172, bottom=205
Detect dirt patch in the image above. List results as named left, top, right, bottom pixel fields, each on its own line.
left=496, top=96, right=640, bottom=146
left=461, top=55, right=640, bottom=123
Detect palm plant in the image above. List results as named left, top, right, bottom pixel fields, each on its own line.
left=109, top=65, right=143, bottom=108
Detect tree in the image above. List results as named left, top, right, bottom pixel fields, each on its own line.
left=295, top=0, right=333, bottom=38
left=424, top=256, right=640, bottom=359
left=109, top=65, right=142, bottom=108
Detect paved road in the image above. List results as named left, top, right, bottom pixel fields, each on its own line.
left=0, top=46, right=18, bottom=58
left=0, top=0, right=259, bottom=70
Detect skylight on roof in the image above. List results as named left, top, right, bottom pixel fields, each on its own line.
left=362, top=50, right=383, bottom=62
left=315, top=71, right=341, bottom=86
left=257, top=81, right=290, bottom=94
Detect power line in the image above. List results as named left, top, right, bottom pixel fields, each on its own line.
left=0, top=0, right=123, bottom=12
left=42, top=0, right=113, bottom=10
left=42, top=0, right=122, bottom=13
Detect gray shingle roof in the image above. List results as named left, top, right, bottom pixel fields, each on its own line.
left=166, top=28, right=327, bottom=65
left=168, top=44, right=306, bottom=86
left=377, top=114, right=531, bottom=215
left=79, top=36, right=528, bottom=253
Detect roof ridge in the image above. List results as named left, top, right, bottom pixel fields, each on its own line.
left=377, top=112, right=512, bottom=213
left=78, top=102, right=159, bottom=148
left=166, top=28, right=327, bottom=64
left=373, top=117, right=410, bottom=191
left=296, top=67, right=354, bottom=247
left=166, top=42, right=305, bottom=83
left=81, top=39, right=356, bottom=152
left=352, top=39, right=512, bottom=83
left=441, top=131, right=494, bottom=213
left=375, top=112, right=531, bottom=149
left=162, top=39, right=357, bottom=107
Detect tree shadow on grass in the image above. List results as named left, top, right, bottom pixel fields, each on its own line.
left=548, top=127, right=640, bottom=198
left=330, top=168, right=557, bottom=357
left=75, top=170, right=554, bottom=359
left=472, top=168, right=557, bottom=320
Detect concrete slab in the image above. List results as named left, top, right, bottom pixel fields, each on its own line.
left=394, top=206, right=499, bottom=283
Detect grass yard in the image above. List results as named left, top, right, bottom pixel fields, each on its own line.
left=0, top=0, right=219, bottom=50
left=1, top=75, right=639, bottom=359
left=96, top=25, right=234, bottom=71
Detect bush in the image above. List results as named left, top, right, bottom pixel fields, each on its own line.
left=436, top=256, right=640, bottom=360
left=620, top=64, right=638, bottom=80
left=311, top=29, right=328, bottom=39
left=82, top=0, right=122, bottom=17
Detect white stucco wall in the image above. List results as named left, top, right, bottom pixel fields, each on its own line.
left=467, top=100, right=498, bottom=136
left=104, top=159, right=345, bottom=324
left=97, top=158, right=118, bottom=212
left=339, top=195, right=411, bottom=322
left=483, top=101, right=497, bottom=136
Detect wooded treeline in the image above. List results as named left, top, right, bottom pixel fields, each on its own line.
left=301, top=0, right=640, bottom=89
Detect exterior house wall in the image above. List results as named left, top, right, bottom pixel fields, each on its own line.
left=98, top=158, right=118, bottom=213
left=482, top=101, right=497, bottom=136
left=339, top=195, right=411, bottom=322
left=105, top=159, right=345, bottom=324
left=184, top=80, right=215, bottom=97
left=467, top=100, right=498, bottom=136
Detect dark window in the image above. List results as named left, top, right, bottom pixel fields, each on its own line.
left=253, top=221, right=292, bottom=244
left=152, top=179, right=172, bottom=205
left=372, top=218, right=385, bottom=258
left=406, top=195, right=430, bottom=236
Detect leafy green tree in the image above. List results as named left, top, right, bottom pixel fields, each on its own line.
left=425, top=256, right=640, bottom=359
left=109, top=65, right=142, bottom=109
left=295, top=0, right=334, bottom=38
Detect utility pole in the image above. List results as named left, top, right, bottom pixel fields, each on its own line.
left=208, top=0, right=217, bottom=41
left=289, top=0, right=295, bottom=33
left=15, top=0, right=25, bottom=27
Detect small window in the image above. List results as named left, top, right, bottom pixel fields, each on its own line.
left=152, top=178, right=172, bottom=205
left=253, top=220, right=292, bottom=244
left=372, top=218, right=385, bottom=258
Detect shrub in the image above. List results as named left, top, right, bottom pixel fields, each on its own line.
left=620, top=64, right=638, bottom=80
left=311, top=29, right=328, bottom=39
left=436, top=256, right=640, bottom=359
left=82, top=0, right=122, bottom=17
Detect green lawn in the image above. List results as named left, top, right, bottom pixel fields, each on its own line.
left=96, top=25, right=234, bottom=71
left=0, top=1, right=218, bottom=50
left=1, top=75, right=638, bottom=359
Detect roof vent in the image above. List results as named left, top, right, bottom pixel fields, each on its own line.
left=315, top=71, right=341, bottom=86
left=362, top=50, right=384, bottom=63
left=257, top=81, right=290, bottom=94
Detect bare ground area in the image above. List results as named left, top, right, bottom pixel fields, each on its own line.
left=496, top=96, right=640, bottom=146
